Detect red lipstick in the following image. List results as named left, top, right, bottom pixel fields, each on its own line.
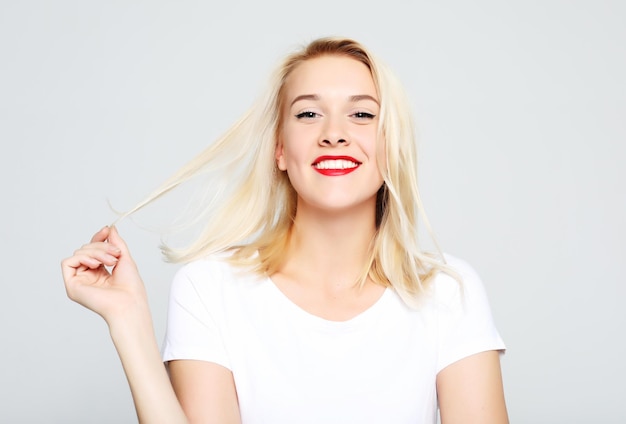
left=311, top=155, right=361, bottom=176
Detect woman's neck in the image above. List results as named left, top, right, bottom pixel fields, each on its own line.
left=281, top=201, right=377, bottom=288
left=268, top=198, right=386, bottom=322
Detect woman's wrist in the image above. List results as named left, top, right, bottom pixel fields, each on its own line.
left=107, top=301, right=155, bottom=345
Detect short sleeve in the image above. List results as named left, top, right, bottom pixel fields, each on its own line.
left=435, top=257, right=506, bottom=373
left=161, top=261, right=231, bottom=370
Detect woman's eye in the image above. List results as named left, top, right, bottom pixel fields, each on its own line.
left=295, top=111, right=319, bottom=119
left=352, top=112, right=376, bottom=119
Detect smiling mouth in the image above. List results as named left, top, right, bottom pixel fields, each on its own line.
left=312, top=156, right=361, bottom=176
left=313, top=159, right=360, bottom=170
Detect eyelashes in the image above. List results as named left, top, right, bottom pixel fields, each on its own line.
left=352, top=112, right=376, bottom=119
left=294, top=111, right=377, bottom=120
left=295, top=111, right=319, bottom=119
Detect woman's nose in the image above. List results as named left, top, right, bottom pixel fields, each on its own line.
left=319, top=118, right=349, bottom=146
left=321, top=137, right=347, bottom=145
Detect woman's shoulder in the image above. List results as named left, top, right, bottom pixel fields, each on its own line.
left=427, top=252, right=480, bottom=286
left=427, top=254, right=506, bottom=371
left=175, top=252, right=236, bottom=280
left=427, top=253, right=492, bottom=309
left=171, top=252, right=262, bottom=296
left=441, top=253, right=479, bottom=279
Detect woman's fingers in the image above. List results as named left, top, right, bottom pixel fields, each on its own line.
left=75, top=242, right=121, bottom=258
left=62, top=230, right=121, bottom=283
left=62, top=256, right=105, bottom=303
left=61, top=252, right=110, bottom=280
left=90, top=226, right=111, bottom=243
left=107, top=226, right=130, bottom=257
left=61, top=255, right=97, bottom=281
left=106, top=226, right=139, bottom=274
left=70, top=245, right=120, bottom=267
left=61, top=226, right=148, bottom=323
left=63, top=227, right=140, bottom=287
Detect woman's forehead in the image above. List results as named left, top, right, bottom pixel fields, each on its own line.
left=283, top=55, right=377, bottom=102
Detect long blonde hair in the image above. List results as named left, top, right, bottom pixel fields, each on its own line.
left=120, top=37, right=456, bottom=307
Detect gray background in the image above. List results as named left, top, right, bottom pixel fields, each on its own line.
left=1, top=1, right=624, bottom=422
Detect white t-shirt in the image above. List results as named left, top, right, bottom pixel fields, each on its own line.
left=162, top=254, right=505, bottom=424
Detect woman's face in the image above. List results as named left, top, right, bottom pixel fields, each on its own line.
left=276, top=55, right=384, bottom=215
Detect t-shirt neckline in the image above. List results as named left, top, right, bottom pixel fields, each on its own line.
left=265, top=275, right=392, bottom=331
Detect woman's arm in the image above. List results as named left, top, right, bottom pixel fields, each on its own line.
left=109, top=308, right=189, bottom=423
left=437, top=350, right=509, bottom=424
left=62, top=226, right=189, bottom=423
left=168, top=360, right=240, bottom=423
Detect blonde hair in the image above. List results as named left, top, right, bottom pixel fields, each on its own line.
left=120, top=37, right=457, bottom=307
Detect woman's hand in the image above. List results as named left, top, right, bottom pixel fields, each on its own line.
left=61, top=226, right=148, bottom=326
left=62, top=227, right=192, bottom=423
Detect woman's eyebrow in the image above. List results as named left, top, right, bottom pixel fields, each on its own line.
left=290, top=94, right=319, bottom=107
left=349, top=94, right=379, bottom=105
left=290, top=94, right=380, bottom=107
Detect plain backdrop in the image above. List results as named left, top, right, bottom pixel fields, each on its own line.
left=1, top=1, right=624, bottom=423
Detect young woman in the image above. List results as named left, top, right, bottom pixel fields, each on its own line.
left=62, top=37, right=508, bottom=423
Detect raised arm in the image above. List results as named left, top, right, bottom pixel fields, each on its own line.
left=437, top=350, right=509, bottom=424
left=61, top=226, right=188, bottom=423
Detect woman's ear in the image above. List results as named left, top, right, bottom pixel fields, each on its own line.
left=275, top=140, right=287, bottom=171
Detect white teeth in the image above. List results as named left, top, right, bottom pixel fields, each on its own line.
left=314, top=159, right=359, bottom=169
